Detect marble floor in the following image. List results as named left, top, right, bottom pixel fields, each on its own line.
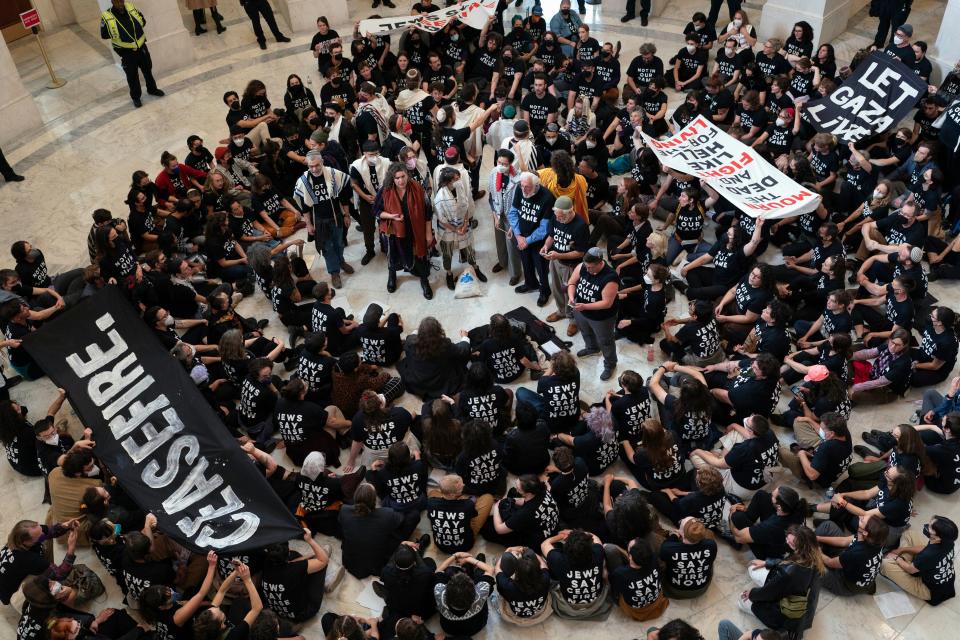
left=1, top=0, right=958, bottom=639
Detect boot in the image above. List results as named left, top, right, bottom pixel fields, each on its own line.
left=213, top=9, right=226, bottom=34
left=387, top=269, right=397, bottom=293
left=193, top=10, right=207, bottom=35
left=421, top=276, right=433, bottom=300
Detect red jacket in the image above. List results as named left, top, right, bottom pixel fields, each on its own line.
left=154, top=164, right=206, bottom=201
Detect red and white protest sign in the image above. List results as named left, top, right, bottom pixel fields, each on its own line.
left=359, top=0, right=497, bottom=35
left=20, top=8, right=41, bottom=30
left=641, top=116, right=822, bottom=219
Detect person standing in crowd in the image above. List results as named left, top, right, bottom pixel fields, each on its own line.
left=99, top=0, right=164, bottom=108
left=543, top=196, right=590, bottom=338
left=238, top=0, right=290, bottom=50
left=375, top=162, right=434, bottom=299
left=185, top=0, right=226, bottom=36
left=294, top=150, right=354, bottom=289
left=509, top=172, right=556, bottom=307
left=568, top=248, right=621, bottom=381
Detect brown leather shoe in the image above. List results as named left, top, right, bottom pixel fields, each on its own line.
left=566, top=323, right=579, bottom=336
left=546, top=311, right=565, bottom=322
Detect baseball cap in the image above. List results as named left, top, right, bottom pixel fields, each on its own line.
left=532, top=5, right=543, bottom=15
left=804, top=365, right=830, bottom=382
left=899, top=24, right=913, bottom=37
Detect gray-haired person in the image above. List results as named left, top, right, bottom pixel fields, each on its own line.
left=542, top=196, right=589, bottom=338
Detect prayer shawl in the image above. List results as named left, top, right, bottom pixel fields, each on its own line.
left=329, top=115, right=344, bottom=146
left=455, top=103, right=484, bottom=157
left=395, top=88, right=430, bottom=112
left=538, top=168, right=590, bottom=224
left=433, top=185, right=473, bottom=247
left=293, top=166, right=351, bottom=211
left=387, top=131, right=428, bottom=165
left=357, top=94, right=395, bottom=144
left=349, top=156, right=391, bottom=206
left=380, top=181, right=429, bottom=257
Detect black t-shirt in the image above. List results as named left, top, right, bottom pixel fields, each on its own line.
left=521, top=92, right=561, bottom=134
left=339, top=506, right=404, bottom=579
left=573, top=429, right=620, bottom=476
left=610, top=563, right=663, bottom=609
left=737, top=106, right=768, bottom=133
left=610, top=391, right=652, bottom=443
left=273, top=397, right=328, bottom=445
left=455, top=445, right=504, bottom=495
left=574, top=264, right=620, bottom=321
left=479, top=336, right=528, bottom=384
left=547, top=215, right=590, bottom=266
left=457, top=386, right=509, bottom=427
left=262, top=559, right=313, bottom=621
left=748, top=510, right=805, bottom=560
left=715, top=48, right=744, bottom=79
left=311, top=301, right=344, bottom=338
left=733, top=276, right=772, bottom=315
left=503, top=490, right=559, bottom=548
left=496, top=568, right=551, bottom=618
left=660, top=537, right=718, bottom=592
left=839, top=540, right=884, bottom=590
left=537, top=374, right=580, bottom=431
left=296, top=350, right=335, bottom=398
left=15, top=252, right=51, bottom=289
left=350, top=407, right=412, bottom=451
left=428, top=497, right=477, bottom=553
left=676, top=319, right=722, bottom=359
left=810, top=150, right=840, bottom=182
left=764, top=123, right=795, bottom=156
left=469, top=48, right=500, bottom=81
left=913, top=542, right=956, bottom=605
left=918, top=327, right=959, bottom=368
left=436, top=126, right=472, bottom=165
left=0, top=542, right=48, bottom=605
left=121, top=558, right=175, bottom=603
left=706, top=89, right=735, bottom=124
left=810, top=438, right=853, bottom=488
left=925, top=439, right=960, bottom=493
left=632, top=440, right=684, bottom=489
left=663, top=394, right=713, bottom=447
left=727, top=368, right=780, bottom=417
left=549, top=458, right=597, bottom=521
left=3, top=421, right=40, bottom=477
left=239, top=376, right=276, bottom=427
left=373, top=460, right=427, bottom=508
left=676, top=490, right=725, bottom=530
left=683, top=23, right=717, bottom=48
left=725, top=430, right=780, bottom=490
left=754, top=51, right=791, bottom=78
left=675, top=47, right=708, bottom=82
left=754, top=322, right=791, bottom=361
left=877, top=214, right=927, bottom=248
left=709, top=241, right=749, bottom=288
left=627, top=55, right=665, bottom=86
left=298, top=473, right=344, bottom=513
left=875, top=474, right=912, bottom=528
left=884, top=285, right=914, bottom=331
left=547, top=544, right=605, bottom=603
left=357, top=324, right=403, bottom=365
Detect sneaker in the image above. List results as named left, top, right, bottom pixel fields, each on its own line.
left=361, top=251, right=375, bottom=265
left=324, top=565, right=345, bottom=593
left=331, top=273, right=343, bottom=289
left=577, top=348, right=600, bottom=358
left=600, top=366, right=615, bottom=381
left=546, top=311, right=565, bottom=322
left=340, top=262, right=355, bottom=274
left=620, top=13, right=634, bottom=22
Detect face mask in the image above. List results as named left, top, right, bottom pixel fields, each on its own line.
left=27, top=248, right=42, bottom=261
left=497, top=165, right=509, bottom=173
left=872, top=189, right=883, bottom=200
left=818, top=428, right=827, bottom=440
left=733, top=19, right=742, bottom=27
left=232, top=137, right=245, bottom=146
left=686, top=44, right=697, bottom=53
left=50, top=582, right=63, bottom=597
left=544, top=38, right=553, bottom=44
left=86, top=464, right=100, bottom=478
left=545, top=136, right=557, bottom=145
left=513, top=26, right=523, bottom=33
left=585, top=141, right=596, bottom=149
left=694, top=24, right=703, bottom=31
left=19, top=405, right=28, bottom=418
left=893, top=36, right=904, bottom=45
left=725, top=48, right=735, bottom=57
left=643, top=274, right=653, bottom=285
left=561, top=9, right=569, bottom=15
left=169, top=590, right=182, bottom=605
left=325, top=115, right=335, bottom=125
left=230, top=102, right=241, bottom=111
left=290, top=84, right=303, bottom=92
left=43, top=434, right=59, bottom=446
left=164, top=315, right=176, bottom=327
left=503, top=54, right=513, bottom=61
left=366, top=156, right=378, bottom=166
left=922, top=524, right=931, bottom=538
left=405, top=158, right=417, bottom=170
left=775, top=118, right=786, bottom=127
left=451, top=33, right=459, bottom=42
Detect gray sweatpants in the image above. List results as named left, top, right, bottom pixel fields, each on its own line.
left=549, top=260, right=575, bottom=319
left=573, top=311, right=618, bottom=369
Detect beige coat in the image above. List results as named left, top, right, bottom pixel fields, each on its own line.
left=185, top=0, right=217, bottom=10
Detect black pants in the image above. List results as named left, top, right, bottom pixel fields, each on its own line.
left=0, top=145, right=17, bottom=179
left=707, top=0, right=742, bottom=29
left=117, top=46, right=158, bottom=100
left=874, top=10, right=908, bottom=48
left=243, top=0, right=284, bottom=44
left=519, top=240, right=550, bottom=296
left=624, top=0, right=651, bottom=17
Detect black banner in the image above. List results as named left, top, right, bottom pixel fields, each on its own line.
left=23, top=287, right=302, bottom=552
left=803, top=52, right=927, bottom=143
left=938, top=99, right=960, bottom=155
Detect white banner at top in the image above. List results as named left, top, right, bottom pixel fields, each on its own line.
left=640, top=116, right=822, bottom=220
left=358, top=0, right=498, bottom=35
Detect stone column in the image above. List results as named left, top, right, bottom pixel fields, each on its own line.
left=32, top=0, right=78, bottom=29
left=930, top=0, right=960, bottom=84
left=0, top=37, right=43, bottom=147
left=277, top=0, right=349, bottom=36
left=96, top=0, right=195, bottom=75
left=759, top=0, right=870, bottom=46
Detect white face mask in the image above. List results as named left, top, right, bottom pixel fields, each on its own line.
left=818, top=428, right=827, bottom=440
left=497, top=165, right=509, bottom=173
left=164, top=315, right=175, bottom=327
left=643, top=274, right=653, bottom=285
left=775, top=118, right=786, bottom=127
left=232, top=137, right=245, bottom=146
left=733, top=19, right=742, bottom=27
left=872, top=189, right=884, bottom=200
left=86, top=464, right=100, bottom=478
left=43, top=434, right=59, bottom=446
left=585, top=141, right=596, bottom=149
left=893, top=36, right=904, bottom=45
left=366, top=156, right=378, bottom=166
left=725, top=47, right=735, bottom=57
left=686, top=44, right=696, bottom=53
left=694, top=24, right=703, bottom=31
left=545, top=136, right=558, bottom=145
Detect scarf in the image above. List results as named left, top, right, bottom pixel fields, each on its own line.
left=395, top=88, right=429, bottom=112
left=329, top=115, right=343, bottom=144
left=357, top=94, right=394, bottom=144
left=495, top=166, right=516, bottom=192
left=381, top=182, right=428, bottom=257
left=538, top=168, right=590, bottom=224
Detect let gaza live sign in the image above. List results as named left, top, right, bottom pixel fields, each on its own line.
left=20, top=8, right=41, bottom=29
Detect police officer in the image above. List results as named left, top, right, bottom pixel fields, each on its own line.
left=99, top=0, right=164, bottom=108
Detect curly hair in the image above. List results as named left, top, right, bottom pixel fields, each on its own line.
left=414, top=316, right=448, bottom=360
left=612, top=490, right=654, bottom=542
left=695, top=466, right=724, bottom=497
left=550, top=150, right=576, bottom=188
left=549, top=350, right=579, bottom=382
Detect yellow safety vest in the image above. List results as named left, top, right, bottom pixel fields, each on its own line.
left=101, top=3, right=146, bottom=50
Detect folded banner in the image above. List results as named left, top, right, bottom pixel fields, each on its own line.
left=803, top=52, right=927, bottom=143
left=640, top=116, right=821, bottom=219
left=358, top=0, right=497, bottom=35
left=23, top=287, right=302, bottom=553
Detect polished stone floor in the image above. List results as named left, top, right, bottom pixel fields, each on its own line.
left=1, top=1, right=958, bottom=639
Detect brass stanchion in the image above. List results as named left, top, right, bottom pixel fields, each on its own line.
left=30, top=25, right=66, bottom=89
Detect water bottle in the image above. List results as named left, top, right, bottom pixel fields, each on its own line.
left=647, top=345, right=654, bottom=362
left=824, top=486, right=835, bottom=501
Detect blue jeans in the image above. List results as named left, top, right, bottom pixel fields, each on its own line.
left=219, top=263, right=252, bottom=282
left=718, top=620, right=743, bottom=640
left=317, top=225, right=346, bottom=274
left=667, top=237, right=711, bottom=265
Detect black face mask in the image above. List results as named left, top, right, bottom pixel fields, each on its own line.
left=923, top=524, right=931, bottom=538
left=290, top=84, right=304, bottom=93
left=230, top=102, right=241, bottom=111
left=307, top=117, right=318, bottom=125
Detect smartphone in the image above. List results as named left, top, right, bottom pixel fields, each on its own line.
left=114, top=523, right=122, bottom=536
